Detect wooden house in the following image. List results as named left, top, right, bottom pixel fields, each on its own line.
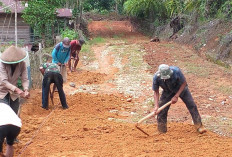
left=0, top=0, right=30, bottom=44
left=0, top=0, right=72, bottom=45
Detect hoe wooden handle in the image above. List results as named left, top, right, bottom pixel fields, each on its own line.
left=136, top=101, right=171, bottom=125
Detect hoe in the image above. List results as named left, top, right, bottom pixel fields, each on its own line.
left=135, top=101, right=171, bottom=136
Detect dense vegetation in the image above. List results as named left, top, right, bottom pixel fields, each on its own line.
left=19, top=0, right=232, bottom=48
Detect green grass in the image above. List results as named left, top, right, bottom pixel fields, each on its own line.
left=113, top=34, right=124, bottom=39
left=182, top=62, right=209, bottom=77
left=216, top=85, right=232, bottom=95
left=206, top=54, right=231, bottom=69
left=130, top=51, right=143, bottom=67
left=160, top=43, right=176, bottom=48
left=80, top=42, right=95, bottom=62
left=80, top=37, right=106, bottom=62
left=89, top=37, right=105, bottom=45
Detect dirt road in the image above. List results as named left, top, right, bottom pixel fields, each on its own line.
left=14, top=21, right=232, bottom=157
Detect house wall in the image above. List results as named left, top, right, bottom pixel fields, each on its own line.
left=0, top=14, right=30, bottom=45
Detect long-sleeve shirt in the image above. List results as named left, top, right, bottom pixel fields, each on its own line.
left=52, top=42, right=71, bottom=64
left=0, top=61, right=29, bottom=101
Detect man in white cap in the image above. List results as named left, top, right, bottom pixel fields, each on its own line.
left=52, top=37, right=71, bottom=83
left=0, top=46, right=30, bottom=115
left=152, top=64, right=206, bottom=134
left=0, top=103, right=22, bottom=157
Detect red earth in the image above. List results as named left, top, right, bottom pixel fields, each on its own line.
left=10, top=21, right=232, bottom=157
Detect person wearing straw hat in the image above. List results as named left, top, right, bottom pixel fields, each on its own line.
left=0, top=46, right=30, bottom=115
left=152, top=64, right=206, bottom=134
left=52, top=37, right=71, bottom=83
left=0, top=103, right=21, bottom=157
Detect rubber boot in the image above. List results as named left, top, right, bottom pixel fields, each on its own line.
left=157, top=123, right=167, bottom=133
left=195, top=123, right=207, bottom=134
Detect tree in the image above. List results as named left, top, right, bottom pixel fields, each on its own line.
left=22, top=0, right=65, bottom=47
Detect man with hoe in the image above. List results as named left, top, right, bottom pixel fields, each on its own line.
left=152, top=64, right=206, bottom=134
left=68, top=39, right=85, bottom=72
left=39, top=61, right=69, bottom=110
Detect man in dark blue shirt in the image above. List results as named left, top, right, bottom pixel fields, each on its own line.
left=152, top=64, right=206, bottom=134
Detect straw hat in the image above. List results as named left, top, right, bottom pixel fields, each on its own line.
left=0, top=46, right=28, bottom=64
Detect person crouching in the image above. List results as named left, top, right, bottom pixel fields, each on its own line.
left=39, top=63, right=68, bottom=110
left=0, top=103, right=21, bottom=157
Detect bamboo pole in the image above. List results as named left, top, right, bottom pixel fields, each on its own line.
left=15, top=0, right=18, bottom=47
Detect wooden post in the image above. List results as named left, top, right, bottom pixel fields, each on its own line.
left=15, top=0, right=18, bottom=47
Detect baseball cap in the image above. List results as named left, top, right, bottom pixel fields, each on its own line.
left=157, top=64, right=173, bottom=79
left=62, top=37, right=70, bottom=48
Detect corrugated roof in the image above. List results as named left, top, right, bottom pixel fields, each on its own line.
left=0, top=0, right=72, bottom=18
left=56, top=8, right=72, bottom=18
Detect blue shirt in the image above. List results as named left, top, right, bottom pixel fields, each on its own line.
left=52, top=42, right=70, bottom=64
left=152, top=66, right=186, bottom=93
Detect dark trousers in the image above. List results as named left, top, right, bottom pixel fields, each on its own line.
left=42, top=72, right=68, bottom=108
left=0, top=125, right=21, bottom=152
left=0, top=93, right=19, bottom=114
left=157, top=87, right=202, bottom=133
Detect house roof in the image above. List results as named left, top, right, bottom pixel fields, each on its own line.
left=0, top=0, right=72, bottom=18
left=56, top=8, right=72, bottom=18
left=0, top=0, right=24, bottom=13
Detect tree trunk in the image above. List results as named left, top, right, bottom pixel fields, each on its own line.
left=149, top=6, right=155, bottom=32
left=52, top=25, right=55, bottom=45
left=115, top=0, right=118, bottom=13
left=76, top=0, right=81, bottom=30
left=41, top=25, right=46, bottom=48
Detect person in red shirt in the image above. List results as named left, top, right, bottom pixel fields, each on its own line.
left=68, top=39, right=85, bottom=72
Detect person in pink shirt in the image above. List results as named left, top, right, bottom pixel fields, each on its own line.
left=68, top=39, right=85, bottom=72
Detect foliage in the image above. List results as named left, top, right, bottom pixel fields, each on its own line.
left=83, top=0, right=116, bottom=12
left=122, top=0, right=232, bottom=29
left=124, top=0, right=161, bottom=18
left=22, top=0, right=63, bottom=34
left=165, top=0, right=185, bottom=17
left=123, top=0, right=179, bottom=21
left=89, top=37, right=105, bottom=44
left=61, top=28, right=79, bottom=40
left=217, top=1, right=232, bottom=19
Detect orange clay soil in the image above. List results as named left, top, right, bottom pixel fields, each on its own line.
left=13, top=21, right=232, bottom=157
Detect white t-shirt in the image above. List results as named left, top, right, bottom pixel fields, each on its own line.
left=0, top=103, right=22, bottom=127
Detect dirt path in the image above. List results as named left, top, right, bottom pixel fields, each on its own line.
left=14, top=21, right=232, bottom=157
